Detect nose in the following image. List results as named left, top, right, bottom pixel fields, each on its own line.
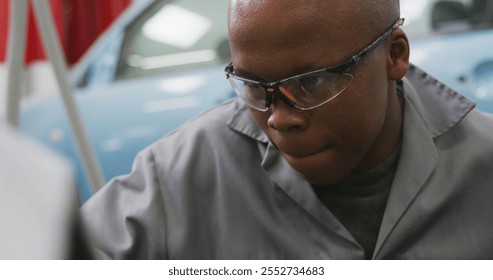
left=267, top=93, right=308, bottom=132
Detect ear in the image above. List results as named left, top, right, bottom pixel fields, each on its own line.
left=386, top=28, right=410, bottom=80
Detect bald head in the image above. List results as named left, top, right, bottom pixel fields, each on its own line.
left=229, top=0, right=400, bottom=30
left=228, top=0, right=401, bottom=74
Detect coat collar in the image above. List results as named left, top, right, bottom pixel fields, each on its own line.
left=226, top=99, right=268, bottom=144
left=402, top=64, right=475, bottom=137
left=374, top=65, right=475, bottom=258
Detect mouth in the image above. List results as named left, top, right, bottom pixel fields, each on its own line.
left=271, top=139, right=332, bottom=159
left=264, top=128, right=336, bottom=160
left=277, top=143, right=352, bottom=185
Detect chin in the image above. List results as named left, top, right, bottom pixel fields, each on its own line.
left=291, top=160, right=351, bottom=185
left=303, top=174, right=347, bottom=186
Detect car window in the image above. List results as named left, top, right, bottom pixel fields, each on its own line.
left=401, top=0, right=493, bottom=38
left=115, top=0, right=230, bottom=81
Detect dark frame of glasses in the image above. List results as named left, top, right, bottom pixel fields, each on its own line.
left=225, top=17, right=405, bottom=111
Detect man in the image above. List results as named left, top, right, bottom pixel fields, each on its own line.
left=81, top=0, right=493, bottom=259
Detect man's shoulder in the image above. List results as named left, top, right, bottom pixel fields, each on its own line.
left=403, top=64, right=493, bottom=151
left=453, top=109, right=493, bottom=145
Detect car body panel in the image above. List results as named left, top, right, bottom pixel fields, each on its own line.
left=410, top=29, right=493, bottom=112
left=21, top=64, right=233, bottom=201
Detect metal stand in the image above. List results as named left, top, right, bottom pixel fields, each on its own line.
left=5, top=0, right=105, bottom=194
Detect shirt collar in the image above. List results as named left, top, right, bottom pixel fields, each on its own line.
left=402, top=64, right=476, bottom=138
left=226, top=99, right=269, bottom=143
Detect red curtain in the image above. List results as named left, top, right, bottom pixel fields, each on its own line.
left=0, top=0, right=10, bottom=62
left=63, top=0, right=131, bottom=64
left=0, top=0, right=131, bottom=65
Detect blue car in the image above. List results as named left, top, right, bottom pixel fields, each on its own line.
left=402, top=0, right=493, bottom=112
left=19, top=0, right=493, bottom=202
left=20, top=0, right=233, bottom=202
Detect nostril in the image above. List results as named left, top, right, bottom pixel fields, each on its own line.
left=268, top=117, right=302, bottom=132
left=267, top=103, right=307, bottom=132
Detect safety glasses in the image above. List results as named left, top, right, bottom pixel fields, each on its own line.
left=225, top=18, right=404, bottom=111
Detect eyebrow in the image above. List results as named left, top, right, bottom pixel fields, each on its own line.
left=232, top=62, right=325, bottom=83
left=230, top=17, right=403, bottom=83
left=230, top=66, right=261, bottom=80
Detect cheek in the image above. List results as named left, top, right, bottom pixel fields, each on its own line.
left=346, top=85, right=387, bottom=127
left=348, top=60, right=389, bottom=120
left=248, top=109, right=269, bottom=130
left=324, top=67, right=390, bottom=149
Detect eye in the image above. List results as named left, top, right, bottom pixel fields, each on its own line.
left=243, top=81, right=262, bottom=89
left=293, top=75, right=324, bottom=96
left=297, top=75, right=322, bottom=87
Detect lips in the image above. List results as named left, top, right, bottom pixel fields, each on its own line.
left=270, top=137, right=331, bottom=159
left=281, top=147, right=323, bottom=159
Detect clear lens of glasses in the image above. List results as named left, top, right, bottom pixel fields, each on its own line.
left=228, top=71, right=353, bottom=111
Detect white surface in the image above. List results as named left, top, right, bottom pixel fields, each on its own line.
left=0, top=123, right=76, bottom=259
left=0, top=62, right=58, bottom=121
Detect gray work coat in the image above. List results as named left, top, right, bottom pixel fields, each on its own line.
left=81, top=65, right=493, bottom=259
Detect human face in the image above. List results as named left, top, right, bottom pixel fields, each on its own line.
left=229, top=1, right=405, bottom=185
left=226, top=19, right=404, bottom=112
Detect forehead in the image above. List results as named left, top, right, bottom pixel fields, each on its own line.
left=228, top=1, right=371, bottom=79
left=229, top=1, right=358, bottom=45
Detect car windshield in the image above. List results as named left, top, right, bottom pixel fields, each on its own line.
left=401, top=0, right=493, bottom=38
left=116, top=0, right=230, bottom=80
